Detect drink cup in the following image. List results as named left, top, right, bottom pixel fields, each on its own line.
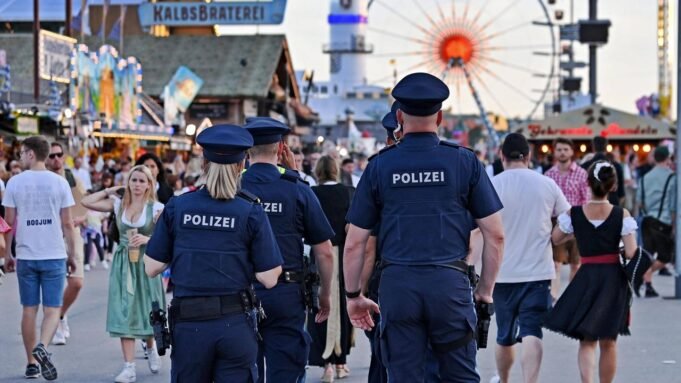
left=127, top=229, right=139, bottom=263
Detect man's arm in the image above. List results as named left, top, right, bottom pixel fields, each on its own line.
left=360, top=235, right=377, bottom=293
left=474, top=212, right=504, bottom=302
left=60, top=207, right=77, bottom=273
left=144, top=256, right=167, bottom=278
left=311, top=240, right=334, bottom=322
left=344, top=225, right=372, bottom=293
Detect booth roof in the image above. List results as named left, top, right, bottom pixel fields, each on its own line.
left=83, top=34, right=289, bottom=99
left=515, top=104, right=676, bottom=140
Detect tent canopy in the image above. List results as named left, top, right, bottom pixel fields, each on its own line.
left=515, top=104, right=676, bottom=141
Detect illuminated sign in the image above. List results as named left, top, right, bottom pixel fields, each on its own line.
left=137, top=1, right=288, bottom=28
left=527, top=123, right=659, bottom=138
left=39, top=30, right=76, bottom=83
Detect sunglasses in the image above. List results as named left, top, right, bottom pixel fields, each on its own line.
left=48, top=152, right=64, bottom=159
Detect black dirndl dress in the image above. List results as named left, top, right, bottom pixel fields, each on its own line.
left=543, top=206, right=631, bottom=341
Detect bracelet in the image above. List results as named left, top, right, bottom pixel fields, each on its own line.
left=345, top=289, right=362, bottom=299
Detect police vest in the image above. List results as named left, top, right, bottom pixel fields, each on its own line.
left=241, top=165, right=304, bottom=271
left=170, top=188, right=260, bottom=297
left=371, top=137, right=476, bottom=265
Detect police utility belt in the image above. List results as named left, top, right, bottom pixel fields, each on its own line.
left=169, top=291, right=257, bottom=322
left=379, top=259, right=478, bottom=286
left=279, top=270, right=305, bottom=283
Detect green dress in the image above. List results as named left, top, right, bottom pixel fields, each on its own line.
left=107, top=201, right=166, bottom=339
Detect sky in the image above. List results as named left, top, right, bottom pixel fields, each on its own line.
left=219, top=0, right=666, bottom=120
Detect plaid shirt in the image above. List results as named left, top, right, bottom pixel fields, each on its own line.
left=545, top=162, right=589, bottom=206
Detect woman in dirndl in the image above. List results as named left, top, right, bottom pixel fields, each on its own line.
left=544, top=161, right=638, bottom=383
left=82, top=165, right=165, bottom=383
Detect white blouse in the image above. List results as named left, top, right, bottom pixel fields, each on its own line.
left=113, top=198, right=164, bottom=228
left=558, top=212, right=638, bottom=236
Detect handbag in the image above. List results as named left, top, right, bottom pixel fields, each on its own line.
left=623, top=247, right=653, bottom=286
left=640, top=173, right=675, bottom=236
left=107, top=210, right=120, bottom=244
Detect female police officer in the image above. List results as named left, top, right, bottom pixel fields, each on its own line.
left=144, top=124, right=284, bottom=382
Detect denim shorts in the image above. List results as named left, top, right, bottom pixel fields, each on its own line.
left=16, top=259, right=67, bottom=307
left=493, top=280, right=552, bottom=346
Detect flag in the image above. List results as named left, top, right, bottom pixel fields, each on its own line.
left=70, top=8, right=83, bottom=31
left=108, top=5, right=126, bottom=42
left=108, top=16, right=121, bottom=41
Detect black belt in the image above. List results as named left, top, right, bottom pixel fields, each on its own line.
left=170, top=294, right=247, bottom=322
left=379, top=260, right=470, bottom=274
left=279, top=270, right=304, bottom=283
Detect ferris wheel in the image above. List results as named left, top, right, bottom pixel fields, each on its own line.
left=366, top=0, right=556, bottom=121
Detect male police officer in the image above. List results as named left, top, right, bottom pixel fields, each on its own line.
left=144, top=124, right=284, bottom=382
left=242, top=117, right=335, bottom=383
left=344, top=72, right=505, bottom=382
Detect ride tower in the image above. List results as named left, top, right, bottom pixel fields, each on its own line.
left=324, top=0, right=373, bottom=96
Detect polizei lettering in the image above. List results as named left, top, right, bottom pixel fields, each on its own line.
left=26, top=218, right=53, bottom=226
left=391, top=170, right=446, bottom=187
left=182, top=214, right=237, bottom=231
left=262, top=202, right=284, bottom=215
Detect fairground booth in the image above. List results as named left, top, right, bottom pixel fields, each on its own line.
left=514, top=104, right=676, bottom=161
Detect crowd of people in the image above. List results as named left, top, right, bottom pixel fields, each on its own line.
left=0, top=88, right=675, bottom=382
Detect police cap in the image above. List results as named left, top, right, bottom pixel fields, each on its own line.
left=196, top=124, right=253, bottom=164
left=391, top=72, right=450, bottom=116
left=244, top=117, right=291, bottom=145
left=381, top=101, right=401, bottom=132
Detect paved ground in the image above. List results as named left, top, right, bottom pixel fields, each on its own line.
left=1, top=264, right=680, bottom=382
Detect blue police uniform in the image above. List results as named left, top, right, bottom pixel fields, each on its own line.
left=346, top=73, right=503, bottom=382
left=146, top=125, right=284, bottom=383
left=242, top=117, right=335, bottom=383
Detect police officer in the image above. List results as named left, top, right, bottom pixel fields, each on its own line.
left=144, top=124, right=284, bottom=382
left=361, top=101, right=439, bottom=383
left=241, top=117, right=335, bottom=383
left=344, top=72, right=505, bottom=382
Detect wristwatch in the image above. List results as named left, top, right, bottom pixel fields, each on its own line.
left=345, top=289, right=361, bottom=299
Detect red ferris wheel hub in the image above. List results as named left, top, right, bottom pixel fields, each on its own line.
left=438, top=33, right=475, bottom=64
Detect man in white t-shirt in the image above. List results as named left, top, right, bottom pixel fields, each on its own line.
left=2, top=135, right=77, bottom=380
left=489, top=134, right=570, bottom=383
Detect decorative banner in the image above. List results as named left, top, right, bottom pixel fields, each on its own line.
left=70, top=44, right=142, bottom=128
left=39, top=30, right=77, bottom=83
left=137, top=0, right=288, bottom=28
left=164, top=66, right=204, bottom=113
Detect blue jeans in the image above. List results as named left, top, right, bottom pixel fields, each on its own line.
left=16, top=259, right=67, bottom=307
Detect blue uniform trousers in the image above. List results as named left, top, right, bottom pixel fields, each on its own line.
left=378, top=265, right=479, bottom=383
left=367, top=313, right=441, bottom=383
left=256, top=283, right=309, bottom=383
left=171, top=313, right=258, bottom=383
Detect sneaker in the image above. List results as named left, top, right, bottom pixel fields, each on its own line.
left=147, top=347, right=161, bottom=374
left=659, top=267, right=672, bottom=276
left=31, top=343, right=57, bottom=381
left=61, top=317, right=70, bottom=339
left=114, top=363, right=136, bottom=383
left=51, top=326, right=66, bottom=346
left=24, top=364, right=40, bottom=379
left=489, top=376, right=501, bottom=383
left=84, top=264, right=91, bottom=272
left=102, top=260, right=109, bottom=269
left=645, top=284, right=659, bottom=298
